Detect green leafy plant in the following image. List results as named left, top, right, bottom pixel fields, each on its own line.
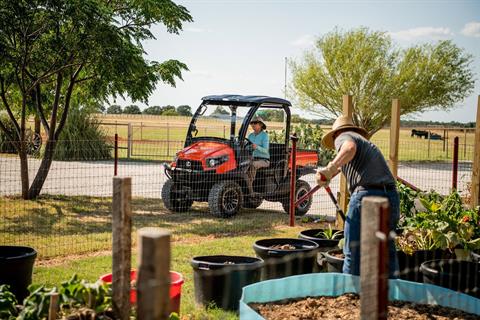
left=396, top=186, right=480, bottom=255
left=0, top=285, right=18, bottom=320
left=315, top=225, right=343, bottom=240
left=53, top=108, right=112, bottom=161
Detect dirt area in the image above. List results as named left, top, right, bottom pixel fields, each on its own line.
left=250, top=293, right=478, bottom=320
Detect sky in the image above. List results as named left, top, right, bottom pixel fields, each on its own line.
left=118, top=0, right=480, bottom=123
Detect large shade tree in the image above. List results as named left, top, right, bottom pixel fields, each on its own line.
left=290, top=28, right=475, bottom=136
left=0, top=0, right=192, bottom=199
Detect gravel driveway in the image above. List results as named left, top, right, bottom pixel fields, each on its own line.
left=0, top=157, right=472, bottom=218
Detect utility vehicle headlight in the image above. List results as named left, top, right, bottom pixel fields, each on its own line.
left=206, top=155, right=229, bottom=168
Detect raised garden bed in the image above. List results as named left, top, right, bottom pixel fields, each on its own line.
left=240, top=273, right=480, bottom=319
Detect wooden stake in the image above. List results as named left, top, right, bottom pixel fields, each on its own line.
left=48, top=293, right=59, bottom=320
left=471, top=96, right=480, bottom=209
left=137, top=228, right=171, bottom=320
left=360, top=196, right=389, bottom=320
left=112, top=177, right=132, bottom=320
left=389, top=99, right=400, bottom=177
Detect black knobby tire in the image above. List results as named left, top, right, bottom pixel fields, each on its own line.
left=208, top=181, right=243, bottom=217
left=243, top=196, right=263, bottom=209
left=282, top=179, right=312, bottom=216
left=161, top=179, right=193, bottom=212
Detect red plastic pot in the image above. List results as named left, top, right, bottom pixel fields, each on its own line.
left=99, top=270, right=184, bottom=314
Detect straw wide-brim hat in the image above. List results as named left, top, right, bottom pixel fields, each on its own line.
left=250, top=116, right=266, bottom=130
left=321, top=116, right=368, bottom=150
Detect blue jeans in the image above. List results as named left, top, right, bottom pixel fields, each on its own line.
left=342, top=188, right=400, bottom=278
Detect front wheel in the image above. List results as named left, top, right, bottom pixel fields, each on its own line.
left=208, top=181, right=243, bottom=218
left=161, top=179, right=193, bottom=212
left=281, top=179, right=312, bottom=216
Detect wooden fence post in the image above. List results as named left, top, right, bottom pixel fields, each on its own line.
left=112, top=177, right=132, bottom=320
left=127, top=123, right=133, bottom=159
left=48, top=293, right=59, bottom=320
left=338, top=95, right=352, bottom=229
left=137, top=228, right=171, bottom=320
left=389, top=99, right=400, bottom=177
left=360, top=196, right=390, bottom=320
left=471, top=96, right=480, bottom=209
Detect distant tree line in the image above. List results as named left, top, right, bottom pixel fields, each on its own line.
left=106, top=104, right=192, bottom=116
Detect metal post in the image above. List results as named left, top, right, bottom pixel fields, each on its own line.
left=114, top=134, right=118, bottom=176
left=446, top=129, right=449, bottom=158
left=289, top=134, right=299, bottom=227
left=452, top=137, right=459, bottom=190
left=464, top=128, right=467, bottom=159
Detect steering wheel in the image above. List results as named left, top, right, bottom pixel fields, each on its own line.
left=243, top=137, right=253, bottom=148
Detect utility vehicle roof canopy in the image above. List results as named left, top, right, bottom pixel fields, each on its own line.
left=202, top=94, right=291, bottom=106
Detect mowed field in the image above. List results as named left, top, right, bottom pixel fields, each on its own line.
left=95, top=114, right=477, bottom=162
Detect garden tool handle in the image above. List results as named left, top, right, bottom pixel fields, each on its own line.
left=324, top=186, right=346, bottom=222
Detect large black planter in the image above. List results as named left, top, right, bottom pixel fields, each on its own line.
left=397, top=249, right=454, bottom=283
left=0, top=246, right=37, bottom=302
left=253, top=238, right=318, bottom=280
left=191, top=255, right=263, bottom=311
left=420, top=259, right=480, bottom=298
left=323, top=249, right=344, bottom=273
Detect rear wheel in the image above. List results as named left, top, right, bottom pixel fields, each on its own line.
left=243, top=196, right=263, bottom=209
left=282, top=179, right=312, bottom=216
left=208, top=181, right=243, bottom=217
left=161, top=179, right=193, bottom=212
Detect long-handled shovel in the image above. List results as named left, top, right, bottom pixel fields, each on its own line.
left=295, top=183, right=346, bottom=222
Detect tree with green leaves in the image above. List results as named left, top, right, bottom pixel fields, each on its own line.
left=107, top=105, right=123, bottom=114
left=123, top=105, right=141, bottom=114
left=0, top=0, right=192, bottom=199
left=176, top=104, right=192, bottom=116
left=290, top=28, right=475, bottom=136
left=143, top=105, right=163, bottom=115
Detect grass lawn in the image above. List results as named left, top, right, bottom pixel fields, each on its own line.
left=2, top=195, right=327, bottom=319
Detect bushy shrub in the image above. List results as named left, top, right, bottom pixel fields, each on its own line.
left=270, top=123, right=334, bottom=166
left=53, top=108, right=112, bottom=160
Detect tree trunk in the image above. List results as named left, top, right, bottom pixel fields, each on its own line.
left=27, top=139, right=57, bottom=199
left=19, top=147, right=29, bottom=200
left=34, top=115, right=40, bottom=135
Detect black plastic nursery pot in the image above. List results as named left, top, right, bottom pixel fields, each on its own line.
left=298, top=229, right=343, bottom=252
left=420, top=259, right=480, bottom=298
left=191, top=255, right=263, bottom=311
left=323, top=249, right=344, bottom=273
left=0, top=246, right=37, bottom=302
left=253, top=238, right=318, bottom=280
left=397, top=249, right=454, bottom=283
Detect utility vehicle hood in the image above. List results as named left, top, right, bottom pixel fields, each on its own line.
left=178, top=141, right=232, bottom=161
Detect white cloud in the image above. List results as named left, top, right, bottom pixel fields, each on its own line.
left=461, top=21, right=480, bottom=37
left=290, top=34, right=315, bottom=48
left=389, top=27, right=453, bottom=41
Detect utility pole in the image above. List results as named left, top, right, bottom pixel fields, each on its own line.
left=284, top=57, right=287, bottom=99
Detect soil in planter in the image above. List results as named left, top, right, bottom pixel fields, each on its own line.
left=269, top=244, right=296, bottom=250
left=250, top=293, right=478, bottom=320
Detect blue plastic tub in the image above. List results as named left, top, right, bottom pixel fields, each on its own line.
left=240, top=273, right=480, bottom=319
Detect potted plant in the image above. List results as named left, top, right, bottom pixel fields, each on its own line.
left=396, top=187, right=480, bottom=282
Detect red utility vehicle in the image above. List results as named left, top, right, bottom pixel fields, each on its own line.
left=162, top=95, right=319, bottom=217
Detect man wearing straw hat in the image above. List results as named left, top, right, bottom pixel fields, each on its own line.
left=246, top=116, right=270, bottom=195
left=316, top=115, right=399, bottom=277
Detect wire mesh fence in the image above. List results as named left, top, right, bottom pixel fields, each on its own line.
left=1, top=132, right=479, bottom=318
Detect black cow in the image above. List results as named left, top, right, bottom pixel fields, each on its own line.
left=411, top=129, right=429, bottom=139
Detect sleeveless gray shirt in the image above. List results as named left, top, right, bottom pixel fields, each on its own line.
left=334, top=131, right=395, bottom=194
